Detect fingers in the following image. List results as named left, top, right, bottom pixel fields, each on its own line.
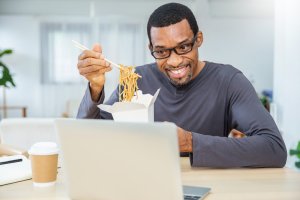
left=92, top=43, right=102, bottom=53
left=78, top=49, right=101, bottom=60
left=229, top=129, right=246, bottom=138
left=78, top=43, right=102, bottom=60
left=79, top=65, right=112, bottom=76
left=77, top=57, right=110, bottom=69
left=76, top=43, right=112, bottom=86
left=231, top=129, right=244, bottom=135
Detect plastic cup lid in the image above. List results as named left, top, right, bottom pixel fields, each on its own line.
left=28, top=142, right=59, bottom=155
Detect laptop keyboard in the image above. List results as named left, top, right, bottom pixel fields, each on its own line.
left=184, top=195, right=202, bottom=200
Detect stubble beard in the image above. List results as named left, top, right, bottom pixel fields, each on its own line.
left=168, top=70, right=193, bottom=87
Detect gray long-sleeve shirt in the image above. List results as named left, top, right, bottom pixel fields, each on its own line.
left=77, top=61, right=287, bottom=168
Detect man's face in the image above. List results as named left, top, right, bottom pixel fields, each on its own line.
left=149, top=19, right=203, bottom=86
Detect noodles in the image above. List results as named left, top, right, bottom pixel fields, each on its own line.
left=118, top=65, right=140, bottom=102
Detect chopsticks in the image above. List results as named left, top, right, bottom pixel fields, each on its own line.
left=72, top=40, right=122, bottom=70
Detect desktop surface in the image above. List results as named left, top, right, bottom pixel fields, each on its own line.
left=1, top=158, right=300, bottom=200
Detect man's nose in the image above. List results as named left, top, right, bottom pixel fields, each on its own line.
left=166, top=50, right=183, bottom=67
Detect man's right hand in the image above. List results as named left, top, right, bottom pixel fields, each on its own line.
left=77, top=44, right=112, bottom=101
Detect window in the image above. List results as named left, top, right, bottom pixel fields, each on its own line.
left=40, top=19, right=148, bottom=91
left=41, top=22, right=91, bottom=84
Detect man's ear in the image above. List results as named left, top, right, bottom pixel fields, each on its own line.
left=195, top=31, right=203, bottom=48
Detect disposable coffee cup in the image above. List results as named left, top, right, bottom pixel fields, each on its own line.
left=28, top=142, right=59, bottom=187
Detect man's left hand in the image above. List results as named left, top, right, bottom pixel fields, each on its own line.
left=177, top=127, right=193, bottom=153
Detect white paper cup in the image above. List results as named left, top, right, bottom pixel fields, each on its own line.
left=28, top=142, right=59, bottom=187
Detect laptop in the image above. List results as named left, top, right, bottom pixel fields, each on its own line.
left=55, top=119, right=210, bottom=200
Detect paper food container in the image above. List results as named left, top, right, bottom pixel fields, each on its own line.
left=98, top=89, right=160, bottom=122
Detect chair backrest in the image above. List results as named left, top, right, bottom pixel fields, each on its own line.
left=0, top=118, right=57, bottom=150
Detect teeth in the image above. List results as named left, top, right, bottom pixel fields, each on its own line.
left=171, top=68, right=184, bottom=74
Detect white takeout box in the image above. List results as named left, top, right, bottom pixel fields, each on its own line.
left=98, top=89, right=160, bottom=122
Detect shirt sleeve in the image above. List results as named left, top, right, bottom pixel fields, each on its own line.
left=76, top=84, right=117, bottom=119
left=190, top=73, right=287, bottom=168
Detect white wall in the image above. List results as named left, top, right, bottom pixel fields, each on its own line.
left=273, top=0, right=300, bottom=169
left=199, top=18, right=274, bottom=93
left=195, top=0, right=274, bottom=94
left=0, top=0, right=275, bottom=117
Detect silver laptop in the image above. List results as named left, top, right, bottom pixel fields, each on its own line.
left=55, top=119, right=210, bottom=200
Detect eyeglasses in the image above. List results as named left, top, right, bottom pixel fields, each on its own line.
left=151, top=36, right=197, bottom=59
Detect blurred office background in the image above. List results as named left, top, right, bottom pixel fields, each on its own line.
left=0, top=0, right=300, bottom=167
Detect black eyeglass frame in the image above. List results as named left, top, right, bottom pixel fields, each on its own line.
left=150, top=36, right=198, bottom=59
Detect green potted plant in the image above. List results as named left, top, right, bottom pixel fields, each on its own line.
left=290, top=141, right=300, bottom=169
left=0, top=49, right=16, bottom=118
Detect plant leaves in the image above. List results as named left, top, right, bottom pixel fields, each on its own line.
left=0, top=61, right=16, bottom=88
left=0, top=49, right=13, bottom=58
left=295, top=161, right=300, bottom=169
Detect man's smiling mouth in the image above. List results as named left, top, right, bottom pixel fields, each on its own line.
left=167, top=65, right=190, bottom=79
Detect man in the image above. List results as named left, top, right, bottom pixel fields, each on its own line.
left=77, top=3, right=287, bottom=168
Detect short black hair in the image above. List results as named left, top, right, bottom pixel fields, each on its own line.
left=147, top=2, right=199, bottom=45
